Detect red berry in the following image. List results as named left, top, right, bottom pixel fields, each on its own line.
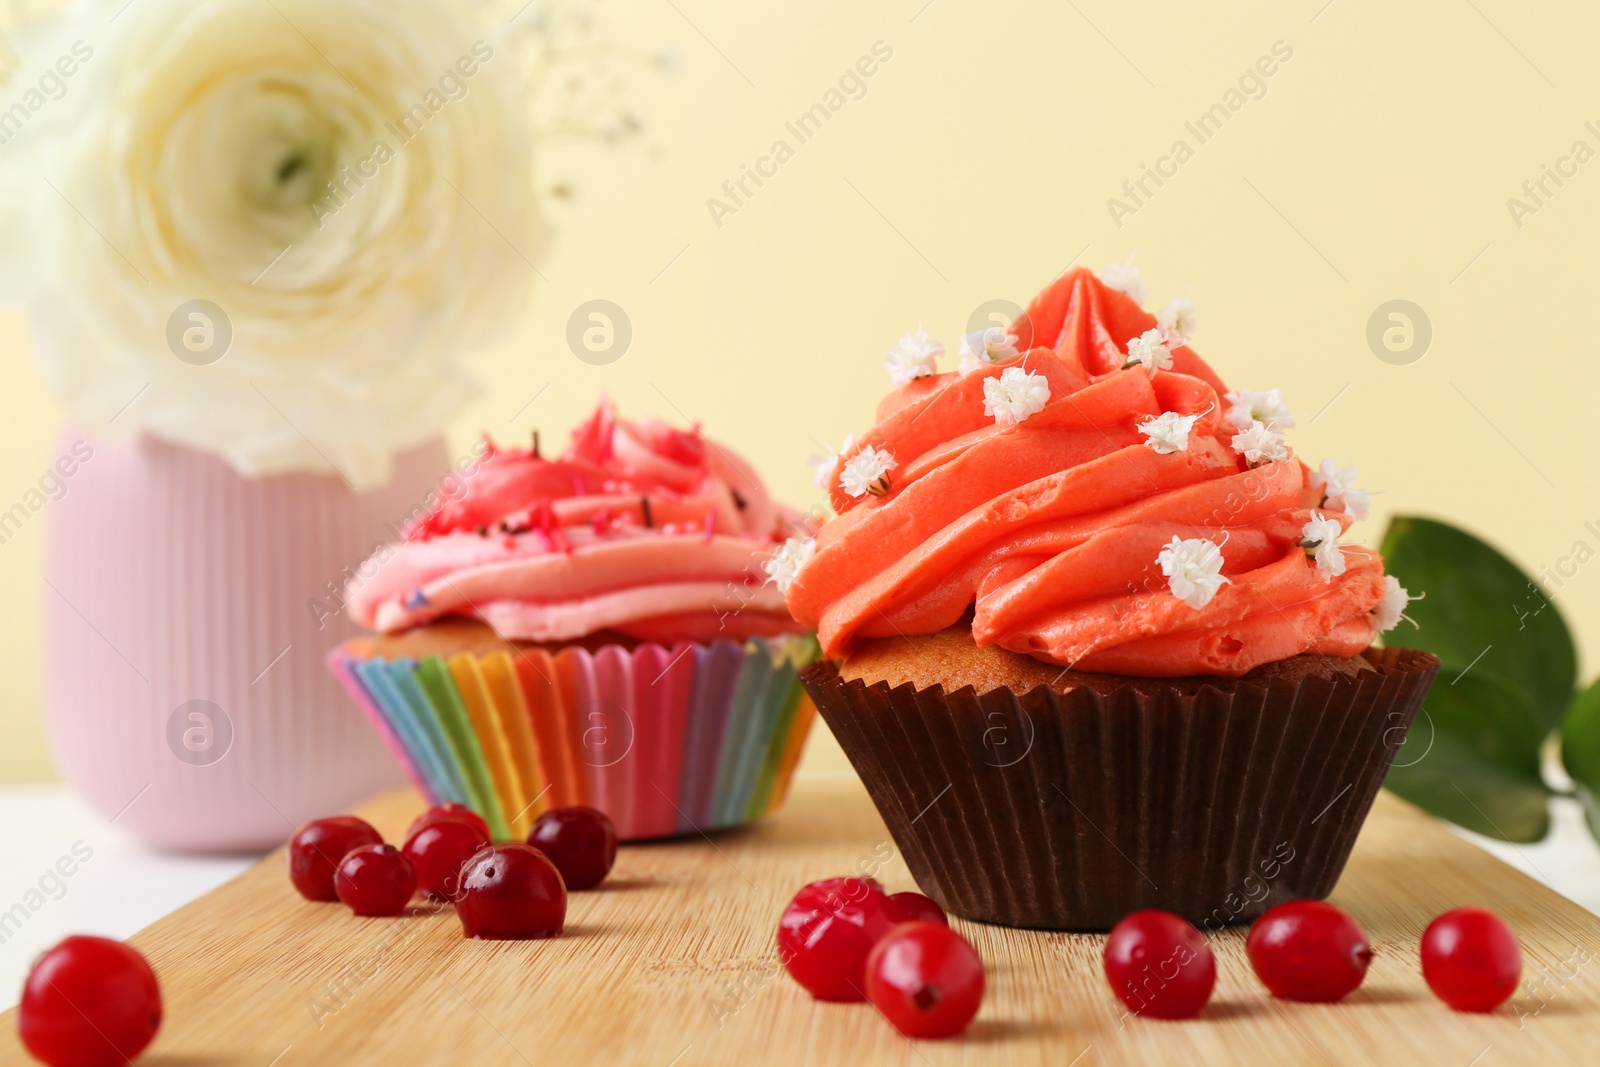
left=288, top=816, right=383, bottom=902
left=527, top=806, right=617, bottom=890
left=778, top=877, right=899, bottom=1002
left=1103, top=910, right=1216, bottom=1020
left=887, top=892, right=947, bottom=926
left=334, top=844, right=417, bottom=916
left=1421, top=907, right=1522, bottom=1012
left=405, top=818, right=490, bottom=900
left=456, top=844, right=567, bottom=939
left=866, top=922, right=985, bottom=1038
left=406, top=803, right=490, bottom=842
left=1246, top=900, right=1372, bottom=1002
left=18, top=936, right=162, bottom=1067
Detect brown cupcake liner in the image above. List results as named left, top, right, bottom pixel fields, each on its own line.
left=802, top=646, right=1440, bottom=931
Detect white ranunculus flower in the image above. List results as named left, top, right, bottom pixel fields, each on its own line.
left=0, top=0, right=540, bottom=488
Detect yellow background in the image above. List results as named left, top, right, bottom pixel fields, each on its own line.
left=1, top=0, right=1596, bottom=784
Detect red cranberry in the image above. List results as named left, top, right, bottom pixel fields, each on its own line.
left=1246, top=900, right=1372, bottom=1002
left=334, top=844, right=417, bottom=916
left=1421, top=907, right=1522, bottom=1012
left=407, top=803, right=490, bottom=842
left=527, top=806, right=617, bottom=890
left=405, top=818, right=490, bottom=900
left=866, top=921, right=985, bottom=1038
left=888, top=891, right=947, bottom=926
left=1103, top=910, right=1216, bottom=1020
left=19, top=936, right=162, bottom=1067
left=288, top=816, right=383, bottom=902
left=457, top=844, right=567, bottom=940
left=778, top=877, right=899, bottom=1002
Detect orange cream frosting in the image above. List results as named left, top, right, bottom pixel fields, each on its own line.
left=784, top=266, right=1394, bottom=677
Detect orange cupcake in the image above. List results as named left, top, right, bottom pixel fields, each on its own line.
left=783, top=265, right=1437, bottom=930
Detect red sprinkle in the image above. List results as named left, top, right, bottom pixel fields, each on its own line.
left=532, top=500, right=571, bottom=552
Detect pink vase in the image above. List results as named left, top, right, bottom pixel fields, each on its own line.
left=41, top=429, right=451, bottom=852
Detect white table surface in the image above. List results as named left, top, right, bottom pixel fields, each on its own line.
left=0, top=786, right=1597, bottom=1012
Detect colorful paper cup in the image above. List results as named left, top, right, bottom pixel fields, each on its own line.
left=327, top=633, right=820, bottom=841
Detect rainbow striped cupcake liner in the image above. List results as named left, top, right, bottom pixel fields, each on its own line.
left=326, top=633, right=820, bottom=842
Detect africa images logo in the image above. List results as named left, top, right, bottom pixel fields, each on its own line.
left=705, top=41, right=895, bottom=228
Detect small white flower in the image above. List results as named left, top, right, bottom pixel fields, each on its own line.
left=983, top=366, right=1051, bottom=427
left=1137, top=410, right=1199, bottom=454
left=763, top=537, right=816, bottom=595
left=807, top=433, right=855, bottom=489
left=1224, top=388, right=1295, bottom=432
left=1099, top=261, right=1148, bottom=306
left=1123, top=329, right=1173, bottom=377
left=957, top=325, right=1021, bottom=373
left=1309, top=458, right=1371, bottom=521
left=1156, top=296, right=1197, bottom=345
left=1301, top=511, right=1346, bottom=582
left=807, top=454, right=833, bottom=489
left=1373, top=575, right=1419, bottom=631
left=1157, top=535, right=1231, bottom=609
left=882, top=326, right=944, bottom=387
left=839, top=445, right=896, bottom=498
left=1231, top=420, right=1290, bottom=466
left=1340, top=488, right=1370, bottom=521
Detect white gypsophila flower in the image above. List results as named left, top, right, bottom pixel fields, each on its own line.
left=882, top=326, right=943, bottom=387
left=0, top=0, right=541, bottom=489
left=957, top=325, right=1021, bottom=373
left=1157, top=535, right=1230, bottom=609
left=1231, top=420, right=1290, bottom=466
left=807, top=432, right=855, bottom=489
left=1339, top=488, right=1370, bottom=522
left=1301, top=510, right=1346, bottom=582
left=1138, top=410, right=1199, bottom=455
left=839, top=444, right=896, bottom=498
left=983, top=366, right=1050, bottom=427
left=1123, top=329, right=1173, bottom=377
left=763, top=537, right=816, bottom=595
left=1224, top=388, right=1294, bottom=432
left=1099, top=261, right=1147, bottom=306
left=1310, top=458, right=1371, bottom=521
left=1156, top=296, right=1197, bottom=345
left=1373, top=575, right=1418, bottom=631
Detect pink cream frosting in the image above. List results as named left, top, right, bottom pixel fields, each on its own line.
left=347, top=402, right=805, bottom=644
left=785, top=267, right=1388, bottom=677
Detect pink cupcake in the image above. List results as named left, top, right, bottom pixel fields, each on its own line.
left=327, top=401, right=819, bottom=841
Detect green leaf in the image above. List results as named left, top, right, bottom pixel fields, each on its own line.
left=1561, top=678, right=1600, bottom=842
left=1380, top=516, right=1576, bottom=733
left=1382, top=670, right=1551, bottom=842
left=1376, top=516, right=1571, bottom=842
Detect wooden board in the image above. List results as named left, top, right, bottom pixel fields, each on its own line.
left=2, top=779, right=1597, bottom=1066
